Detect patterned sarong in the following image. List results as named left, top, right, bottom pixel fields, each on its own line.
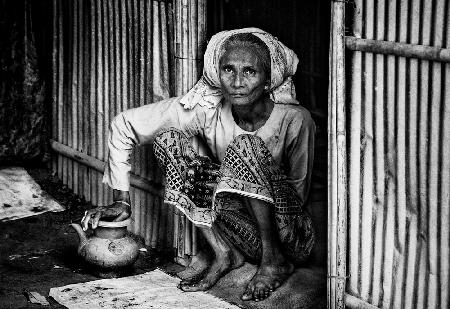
left=153, top=128, right=314, bottom=264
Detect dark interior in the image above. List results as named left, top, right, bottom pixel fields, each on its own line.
left=207, top=0, right=330, bottom=267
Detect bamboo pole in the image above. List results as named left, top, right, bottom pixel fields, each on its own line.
left=166, top=201, right=175, bottom=251
left=151, top=196, right=161, bottom=248
left=143, top=2, right=155, bottom=247
left=62, top=0, right=70, bottom=189
left=145, top=189, right=155, bottom=246
left=82, top=0, right=91, bottom=202
left=51, top=0, right=58, bottom=175
left=188, top=0, right=196, bottom=86
left=427, top=2, right=446, bottom=307
left=153, top=1, right=162, bottom=99
left=129, top=0, right=138, bottom=204
left=328, top=1, right=346, bottom=309
left=50, top=140, right=164, bottom=196
left=174, top=0, right=181, bottom=96
left=167, top=0, right=175, bottom=97
left=97, top=0, right=105, bottom=206
left=113, top=0, right=121, bottom=115
left=77, top=0, right=85, bottom=198
left=182, top=0, right=189, bottom=92
left=144, top=192, right=150, bottom=245
left=138, top=0, right=145, bottom=106
left=139, top=189, right=147, bottom=242
left=106, top=0, right=115, bottom=205
left=197, top=0, right=206, bottom=79
left=403, top=1, right=421, bottom=307
left=102, top=0, right=109, bottom=164
left=440, top=37, right=450, bottom=309
left=370, top=2, right=386, bottom=305
left=62, top=1, right=70, bottom=190
left=392, top=1, right=409, bottom=307
left=380, top=0, right=397, bottom=307
left=158, top=195, right=169, bottom=249
left=103, top=0, right=112, bottom=205
left=415, top=2, right=433, bottom=308
left=71, top=0, right=79, bottom=196
left=441, top=13, right=450, bottom=309
left=359, top=0, right=375, bottom=301
left=173, top=208, right=179, bottom=252
left=347, top=0, right=362, bottom=296
left=345, top=37, right=450, bottom=63
left=160, top=0, right=170, bottom=99
left=135, top=0, right=145, bottom=240
left=120, top=0, right=127, bottom=112
left=176, top=215, right=186, bottom=264
left=89, top=0, right=98, bottom=206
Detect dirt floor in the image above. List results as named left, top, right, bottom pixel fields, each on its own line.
left=0, top=166, right=171, bottom=309
left=0, top=165, right=326, bottom=309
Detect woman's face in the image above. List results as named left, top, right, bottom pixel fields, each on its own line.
left=219, top=46, right=269, bottom=108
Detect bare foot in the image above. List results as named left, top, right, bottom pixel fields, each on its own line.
left=177, top=250, right=211, bottom=282
left=241, top=260, right=294, bottom=301
left=179, top=248, right=244, bottom=292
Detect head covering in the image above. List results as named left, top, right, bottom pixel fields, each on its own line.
left=180, top=27, right=300, bottom=109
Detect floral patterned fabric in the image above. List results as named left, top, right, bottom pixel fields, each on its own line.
left=154, top=128, right=314, bottom=264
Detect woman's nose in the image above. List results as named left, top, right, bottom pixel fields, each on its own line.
left=232, top=72, right=243, bottom=87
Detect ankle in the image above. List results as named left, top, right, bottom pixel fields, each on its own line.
left=261, top=250, right=287, bottom=265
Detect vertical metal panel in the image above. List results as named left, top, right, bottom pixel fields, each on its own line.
left=347, top=0, right=450, bottom=308
left=51, top=0, right=175, bottom=252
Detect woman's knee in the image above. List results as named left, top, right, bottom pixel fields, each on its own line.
left=153, top=127, right=191, bottom=165
left=223, top=134, right=274, bottom=170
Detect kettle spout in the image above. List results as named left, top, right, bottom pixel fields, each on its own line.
left=70, top=223, right=88, bottom=248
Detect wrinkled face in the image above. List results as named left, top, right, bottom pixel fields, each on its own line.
left=219, top=46, right=269, bottom=107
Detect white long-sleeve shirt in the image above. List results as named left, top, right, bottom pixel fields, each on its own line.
left=102, top=96, right=315, bottom=205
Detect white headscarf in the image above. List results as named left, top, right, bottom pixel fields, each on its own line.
left=180, top=27, right=300, bottom=109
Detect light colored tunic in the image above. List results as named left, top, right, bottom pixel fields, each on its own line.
left=103, top=96, right=315, bottom=205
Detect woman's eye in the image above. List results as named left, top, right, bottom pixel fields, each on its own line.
left=244, top=68, right=256, bottom=76
left=223, top=66, right=233, bottom=73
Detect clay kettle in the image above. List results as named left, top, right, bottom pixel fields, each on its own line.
left=71, top=218, right=139, bottom=273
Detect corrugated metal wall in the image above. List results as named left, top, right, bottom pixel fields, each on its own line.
left=347, top=0, right=449, bottom=308
left=51, top=0, right=175, bottom=250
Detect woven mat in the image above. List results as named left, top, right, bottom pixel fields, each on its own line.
left=208, top=263, right=327, bottom=309
left=0, top=167, right=65, bottom=222
left=49, top=269, right=239, bottom=309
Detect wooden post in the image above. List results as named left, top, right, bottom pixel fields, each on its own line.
left=328, top=1, right=347, bottom=309
left=173, top=0, right=207, bottom=262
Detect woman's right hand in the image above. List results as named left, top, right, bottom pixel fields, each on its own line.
left=81, top=201, right=131, bottom=231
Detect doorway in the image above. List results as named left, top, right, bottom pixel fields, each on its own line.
left=207, top=0, right=330, bottom=269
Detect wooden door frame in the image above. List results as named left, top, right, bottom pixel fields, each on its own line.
left=327, top=1, right=347, bottom=309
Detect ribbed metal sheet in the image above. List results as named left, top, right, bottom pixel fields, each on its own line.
left=347, top=0, right=449, bottom=308
left=51, top=0, right=174, bottom=250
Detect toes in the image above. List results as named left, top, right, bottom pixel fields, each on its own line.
left=178, top=280, right=207, bottom=292
left=254, top=282, right=271, bottom=301
left=179, top=269, right=208, bottom=285
left=241, top=285, right=254, bottom=301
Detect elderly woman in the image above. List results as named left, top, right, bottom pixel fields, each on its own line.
left=81, top=28, right=315, bottom=301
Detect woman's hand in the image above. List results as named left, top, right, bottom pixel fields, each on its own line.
left=80, top=189, right=131, bottom=230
